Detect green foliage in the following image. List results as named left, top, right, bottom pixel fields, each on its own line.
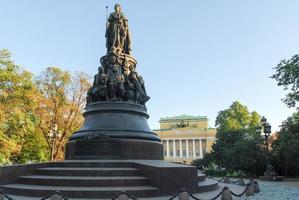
left=0, top=49, right=48, bottom=164
left=0, top=50, right=90, bottom=164
left=0, top=49, right=91, bottom=164
left=0, top=132, right=17, bottom=164
left=203, top=168, right=227, bottom=177
left=191, top=152, right=215, bottom=170
left=211, top=101, right=267, bottom=176
left=270, top=54, right=299, bottom=177
left=215, top=101, right=260, bottom=132
left=36, top=67, right=71, bottom=104
left=271, top=112, right=299, bottom=177
left=15, top=132, right=49, bottom=163
left=212, top=129, right=266, bottom=176
left=271, top=54, right=299, bottom=108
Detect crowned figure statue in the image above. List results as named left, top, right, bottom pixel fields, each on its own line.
left=105, top=4, right=131, bottom=55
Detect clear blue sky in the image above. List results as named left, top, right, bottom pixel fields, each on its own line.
left=1, top=0, right=298, bottom=131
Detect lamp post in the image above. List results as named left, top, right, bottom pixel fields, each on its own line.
left=47, top=124, right=62, bottom=161
left=256, top=116, right=277, bottom=177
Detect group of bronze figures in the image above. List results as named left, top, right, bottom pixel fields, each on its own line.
left=87, top=4, right=150, bottom=105
left=87, top=52, right=149, bottom=105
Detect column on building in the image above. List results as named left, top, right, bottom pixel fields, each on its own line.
left=164, top=139, right=204, bottom=159
left=182, top=139, right=187, bottom=157
left=162, top=140, right=167, bottom=157
left=199, top=139, right=202, bottom=158
left=166, top=139, right=170, bottom=157
left=173, top=140, right=176, bottom=157
left=192, top=139, right=196, bottom=157
left=188, top=139, right=193, bottom=158
left=179, top=139, right=183, bottom=157
left=186, top=139, right=190, bottom=158
left=169, top=140, right=174, bottom=157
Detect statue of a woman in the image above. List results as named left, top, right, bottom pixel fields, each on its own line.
left=105, top=4, right=131, bottom=55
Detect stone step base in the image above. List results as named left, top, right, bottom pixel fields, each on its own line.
left=0, top=160, right=217, bottom=198
left=197, top=173, right=206, bottom=182
left=198, top=179, right=219, bottom=192
left=34, top=167, right=140, bottom=176
left=49, top=160, right=135, bottom=168
left=17, top=175, right=149, bottom=187
left=2, top=179, right=220, bottom=199
left=1, top=184, right=159, bottom=198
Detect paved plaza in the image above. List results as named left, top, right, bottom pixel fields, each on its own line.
left=5, top=180, right=299, bottom=200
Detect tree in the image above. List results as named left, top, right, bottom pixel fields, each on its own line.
left=271, top=54, right=299, bottom=108
left=0, top=49, right=48, bottom=164
left=35, top=67, right=91, bottom=160
left=271, top=112, right=299, bottom=177
left=215, top=101, right=260, bottom=132
left=0, top=49, right=92, bottom=163
left=211, top=101, right=266, bottom=176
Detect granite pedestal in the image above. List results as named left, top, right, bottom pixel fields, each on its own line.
left=65, top=102, right=163, bottom=160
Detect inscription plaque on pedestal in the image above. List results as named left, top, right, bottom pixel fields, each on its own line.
left=75, top=139, right=121, bottom=158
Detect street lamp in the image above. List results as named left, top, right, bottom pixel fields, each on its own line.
left=47, top=123, right=62, bottom=161
left=256, top=116, right=277, bottom=177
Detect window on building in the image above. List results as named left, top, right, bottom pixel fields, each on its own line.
left=175, top=140, right=180, bottom=157
left=182, top=140, right=187, bottom=157
left=182, top=150, right=186, bottom=157
left=176, top=149, right=180, bottom=157
left=162, top=140, right=167, bottom=157
left=202, top=139, right=206, bottom=156
left=188, top=139, right=193, bottom=157
left=195, top=139, right=200, bottom=157
left=169, top=140, right=174, bottom=157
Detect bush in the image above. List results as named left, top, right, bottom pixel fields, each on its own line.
left=191, top=152, right=215, bottom=170
left=203, top=168, right=227, bottom=177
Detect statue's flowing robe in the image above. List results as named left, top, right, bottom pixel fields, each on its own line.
left=105, top=12, right=131, bottom=54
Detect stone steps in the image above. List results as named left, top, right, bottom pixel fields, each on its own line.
left=1, top=184, right=159, bottom=198
left=0, top=161, right=160, bottom=198
left=51, top=161, right=134, bottom=168
left=0, top=161, right=218, bottom=199
left=197, top=173, right=206, bottom=182
left=34, top=167, right=140, bottom=176
left=17, top=175, right=149, bottom=187
left=1, top=179, right=220, bottom=199
left=198, top=178, right=219, bottom=192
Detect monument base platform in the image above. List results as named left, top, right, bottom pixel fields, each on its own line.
left=0, top=160, right=216, bottom=199
left=65, top=138, right=163, bottom=160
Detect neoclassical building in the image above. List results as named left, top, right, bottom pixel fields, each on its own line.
left=154, top=115, right=216, bottom=164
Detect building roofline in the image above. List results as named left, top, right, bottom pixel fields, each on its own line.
left=159, top=114, right=208, bottom=122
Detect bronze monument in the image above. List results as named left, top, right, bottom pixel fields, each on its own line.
left=65, top=4, right=161, bottom=159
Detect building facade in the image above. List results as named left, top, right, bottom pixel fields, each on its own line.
left=154, top=114, right=216, bottom=164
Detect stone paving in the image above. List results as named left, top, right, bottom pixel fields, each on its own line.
left=190, top=182, right=245, bottom=200
left=241, top=181, right=299, bottom=200
left=281, top=181, right=299, bottom=189
left=3, top=181, right=245, bottom=200
left=4, top=180, right=299, bottom=200
left=154, top=181, right=299, bottom=200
